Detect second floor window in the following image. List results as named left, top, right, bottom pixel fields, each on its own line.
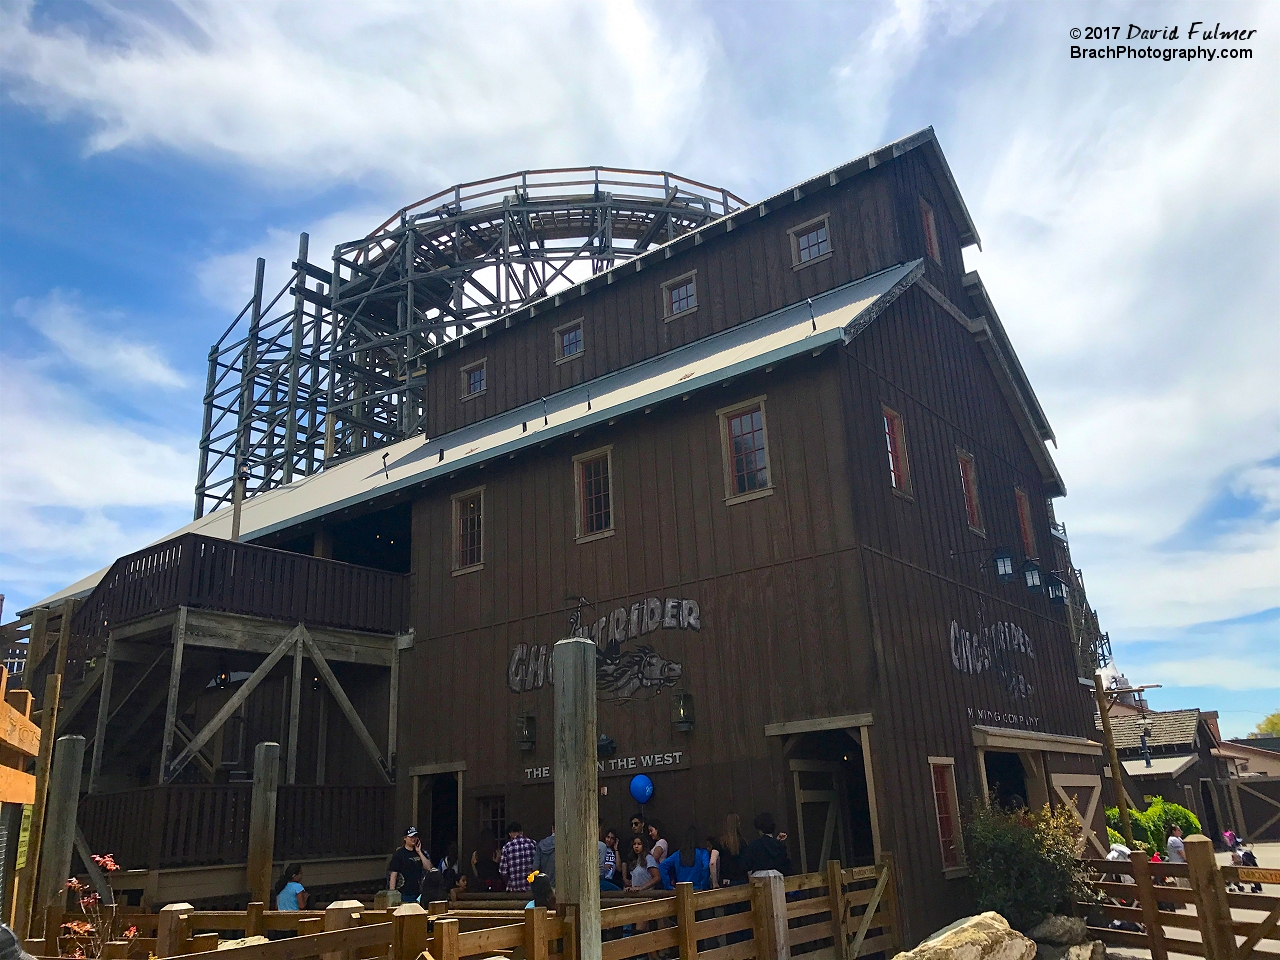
left=453, top=487, right=484, bottom=571
left=556, top=320, right=584, bottom=361
left=718, top=397, right=773, bottom=503
left=575, top=448, right=613, bottom=539
left=663, top=272, right=697, bottom=318
left=1015, top=487, right=1037, bottom=558
left=789, top=215, right=832, bottom=267
left=462, top=359, right=486, bottom=398
left=957, top=449, right=984, bottom=534
left=882, top=405, right=911, bottom=495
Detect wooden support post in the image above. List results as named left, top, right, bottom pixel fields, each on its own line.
left=14, top=673, right=61, bottom=940
left=1095, top=672, right=1134, bottom=847
left=300, top=631, right=391, bottom=784
left=157, top=902, right=193, bottom=958
left=158, top=609, right=187, bottom=784
left=391, top=902, right=428, bottom=960
left=388, top=637, right=401, bottom=771
left=432, top=915, right=459, bottom=960
left=1130, top=853, right=1168, bottom=960
left=35, top=736, right=85, bottom=938
left=89, top=638, right=116, bottom=793
left=877, top=854, right=902, bottom=955
left=561, top=903, right=580, bottom=960
left=552, top=637, right=600, bottom=960
left=74, top=827, right=115, bottom=906
left=44, top=903, right=60, bottom=959
left=246, top=742, right=281, bottom=906
left=287, top=640, right=302, bottom=785
left=27, top=610, right=49, bottom=675
left=1, top=801, right=23, bottom=927
left=675, top=882, right=697, bottom=960
left=245, top=901, right=264, bottom=938
left=316, top=694, right=327, bottom=786
left=52, top=600, right=78, bottom=681
left=750, top=873, right=790, bottom=960
left=826, top=860, right=849, bottom=960
left=323, top=899, right=363, bottom=960
left=1186, top=835, right=1235, bottom=960
left=523, top=907, right=549, bottom=960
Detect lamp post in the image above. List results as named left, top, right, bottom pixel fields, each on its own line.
left=1140, top=721, right=1153, bottom=768
left=1094, top=672, right=1134, bottom=847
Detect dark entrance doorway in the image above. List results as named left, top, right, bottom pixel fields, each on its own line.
left=431, top=773, right=459, bottom=862
left=984, top=751, right=1029, bottom=809
left=789, top=729, right=876, bottom=870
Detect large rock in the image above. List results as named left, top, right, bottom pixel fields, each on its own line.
left=1036, top=942, right=1104, bottom=960
left=1027, top=916, right=1087, bottom=946
left=892, top=912, right=1036, bottom=960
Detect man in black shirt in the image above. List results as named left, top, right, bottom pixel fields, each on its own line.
left=741, top=812, right=792, bottom=876
left=388, top=827, right=434, bottom=902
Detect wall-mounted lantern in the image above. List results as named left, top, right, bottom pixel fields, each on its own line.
left=516, top=714, right=536, bottom=752
left=992, top=548, right=1016, bottom=583
left=214, top=660, right=231, bottom=690
left=1022, top=560, right=1043, bottom=592
left=673, top=692, right=695, bottom=733
left=597, top=734, right=618, bottom=758
left=1046, top=574, right=1069, bottom=605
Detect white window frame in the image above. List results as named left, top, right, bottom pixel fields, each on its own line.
left=928, top=756, right=968, bottom=878
left=662, top=270, right=698, bottom=321
left=788, top=214, right=833, bottom=270
left=461, top=358, right=487, bottom=400
left=554, top=318, right=585, bottom=365
left=717, top=396, right=775, bottom=506
left=573, top=445, right=615, bottom=543
left=451, top=485, right=485, bottom=575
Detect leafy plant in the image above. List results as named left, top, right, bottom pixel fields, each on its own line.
left=1105, top=799, right=1200, bottom=855
left=1253, top=711, right=1280, bottom=737
left=1107, top=826, right=1125, bottom=847
left=964, top=801, right=1092, bottom=931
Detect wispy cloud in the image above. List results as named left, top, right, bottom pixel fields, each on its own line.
left=16, top=290, right=186, bottom=389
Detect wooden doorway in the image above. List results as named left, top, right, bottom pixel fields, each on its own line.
left=791, top=760, right=849, bottom=873
left=407, top=761, right=466, bottom=865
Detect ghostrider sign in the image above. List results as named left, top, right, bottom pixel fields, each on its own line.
left=508, top=596, right=699, bottom=702
left=950, top=618, right=1036, bottom=699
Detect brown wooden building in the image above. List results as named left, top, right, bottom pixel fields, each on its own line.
left=16, top=128, right=1107, bottom=940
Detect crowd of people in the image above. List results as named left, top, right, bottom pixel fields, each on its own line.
left=374, top=812, right=795, bottom=907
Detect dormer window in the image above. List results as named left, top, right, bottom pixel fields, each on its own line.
left=663, top=271, right=698, bottom=320
left=555, top=319, right=584, bottom=363
left=461, top=359, right=486, bottom=399
left=788, top=215, right=833, bottom=269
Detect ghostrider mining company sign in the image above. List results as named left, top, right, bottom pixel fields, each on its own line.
left=508, top=596, right=700, bottom=702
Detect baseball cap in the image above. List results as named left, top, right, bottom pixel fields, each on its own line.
left=405, top=827, right=419, bottom=837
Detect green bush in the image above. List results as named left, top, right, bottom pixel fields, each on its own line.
left=1104, top=799, right=1201, bottom=855
left=1107, top=826, right=1125, bottom=847
left=964, top=802, right=1092, bottom=931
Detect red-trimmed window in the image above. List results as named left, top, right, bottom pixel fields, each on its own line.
left=920, top=198, right=940, bottom=263
left=728, top=406, right=769, bottom=494
left=930, top=760, right=964, bottom=870
left=577, top=451, right=613, bottom=537
left=1015, top=487, right=1037, bottom=558
left=883, top=406, right=911, bottom=495
left=957, top=449, right=984, bottom=534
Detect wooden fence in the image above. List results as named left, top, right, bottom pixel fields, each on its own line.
left=79, top=784, right=395, bottom=868
left=1079, top=835, right=1279, bottom=960
left=1227, top=778, right=1280, bottom=843
left=29, top=858, right=901, bottom=960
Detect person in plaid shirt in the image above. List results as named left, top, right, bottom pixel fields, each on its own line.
left=499, top=821, right=538, bottom=892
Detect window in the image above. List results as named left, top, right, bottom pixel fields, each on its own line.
left=920, top=198, right=940, bottom=263
left=957, top=449, right=984, bottom=535
left=929, top=758, right=966, bottom=873
left=452, top=487, right=484, bottom=572
left=662, top=271, right=697, bottom=319
left=555, top=320, right=584, bottom=363
left=477, top=795, right=506, bottom=841
left=788, top=214, right=833, bottom=269
left=574, top=447, right=614, bottom=541
left=462, top=359, right=486, bottom=399
left=882, top=406, right=911, bottom=496
left=718, top=397, right=774, bottom=504
left=1015, top=487, right=1037, bottom=558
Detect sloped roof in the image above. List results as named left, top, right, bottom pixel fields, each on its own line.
left=1100, top=709, right=1203, bottom=751
left=23, top=260, right=923, bottom=613
left=1122, top=755, right=1198, bottom=779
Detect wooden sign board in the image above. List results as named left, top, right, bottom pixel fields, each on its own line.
left=0, top=666, right=39, bottom=803
left=1238, top=867, right=1280, bottom=885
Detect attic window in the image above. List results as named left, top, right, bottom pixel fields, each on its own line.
left=555, top=319, right=584, bottom=363
left=462, top=359, right=487, bottom=399
left=788, top=215, right=833, bottom=269
left=920, top=198, right=941, bottom=263
left=663, top=271, right=697, bottom=320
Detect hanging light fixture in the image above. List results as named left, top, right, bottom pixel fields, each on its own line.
left=1046, top=574, right=1069, bottom=605
left=992, top=547, right=1016, bottom=583
left=515, top=715, right=536, bottom=752
left=672, top=691, right=695, bottom=733
left=214, top=660, right=231, bottom=690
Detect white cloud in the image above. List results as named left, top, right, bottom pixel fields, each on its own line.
left=1139, top=659, right=1280, bottom=693
left=15, top=290, right=186, bottom=389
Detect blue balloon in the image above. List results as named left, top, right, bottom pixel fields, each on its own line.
left=629, top=774, right=654, bottom=804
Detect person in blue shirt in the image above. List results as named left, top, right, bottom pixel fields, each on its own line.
left=659, top=827, right=711, bottom=891
left=274, top=863, right=307, bottom=910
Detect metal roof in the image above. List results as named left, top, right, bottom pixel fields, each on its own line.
left=23, top=259, right=922, bottom=613
left=1122, top=755, right=1198, bottom=779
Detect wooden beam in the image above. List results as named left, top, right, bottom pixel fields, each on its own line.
left=89, top=641, right=115, bottom=793
left=287, top=640, right=302, bottom=785
left=13, top=673, right=60, bottom=940
left=157, top=607, right=188, bottom=784
left=1, top=699, right=41, bottom=759
left=73, top=828, right=115, bottom=907
left=763, top=714, right=874, bottom=738
left=0, top=768, right=35, bottom=804
left=106, top=649, right=170, bottom=728
left=55, top=656, right=106, bottom=737
left=52, top=599, right=80, bottom=680
left=35, top=735, right=84, bottom=938
left=165, top=625, right=301, bottom=783
left=315, top=694, right=327, bottom=786
left=246, top=742, right=280, bottom=905
left=300, top=629, right=391, bottom=784
left=26, top=610, right=49, bottom=673
left=174, top=720, right=218, bottom=782
left=182, top=609, right=394, bottom=666
left=387, top=638, right=401, bottom=771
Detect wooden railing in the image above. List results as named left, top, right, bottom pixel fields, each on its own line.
left=1079, top=834, right=1279, bottom=960
left=33, top=860, right=901, bottom=960
left=79, top=784, right=395, bottom=869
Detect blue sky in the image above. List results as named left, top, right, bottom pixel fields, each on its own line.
left=1, top=0, right=1276, bottom=736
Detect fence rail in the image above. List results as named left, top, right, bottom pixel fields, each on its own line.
left=33, top=860, right=901, bottom=960
left=79, top=784, right=396, bottom=869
